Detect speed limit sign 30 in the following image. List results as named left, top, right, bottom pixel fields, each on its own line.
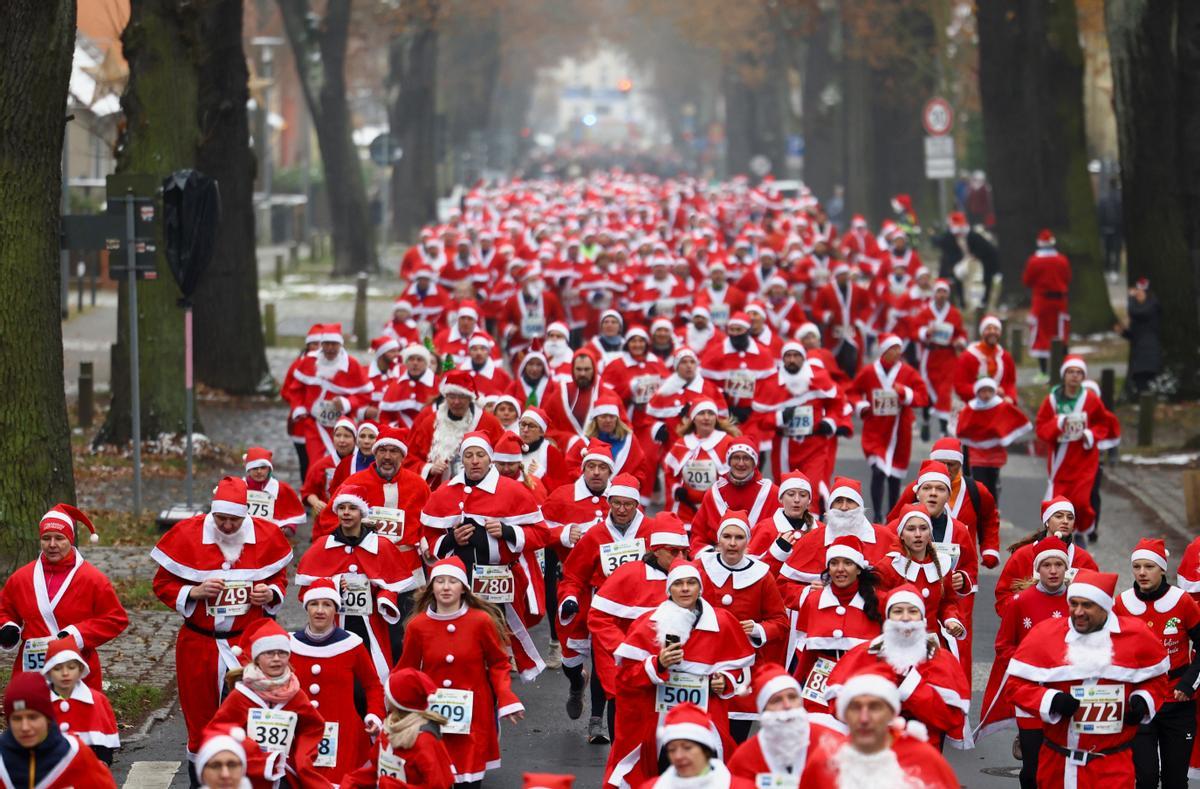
left=923, top=97, right=954, bottom=137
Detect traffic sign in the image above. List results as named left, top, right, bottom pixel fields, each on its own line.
left=369, top=133, right=403, bottom=167
left=922, top=97, right=954, bottom=137
left=924, top=135, right=956, bottom=180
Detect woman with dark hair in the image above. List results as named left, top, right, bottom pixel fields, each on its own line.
left=663, top=400, right=738, bottom=524
left=994, top=497, right=1098, bottom=616
left=877, top=505, right=967, bottom=644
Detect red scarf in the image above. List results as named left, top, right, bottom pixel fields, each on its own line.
left=39, top=550, right=75, bottom=600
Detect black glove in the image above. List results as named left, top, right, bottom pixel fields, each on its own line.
left=559, top=599, right=579, bottom=619
left=674, top=487, right=691, bottom=504
left=815, top=421, right=835, bottom=436
left=730, top=405, right=751, bottom=423
left=781, top=407, right=796, bottom=424
left=56, top=630, right=70, bottom=639
left=774, top=536, right=794, bottom=553
left=836, top=425, right=852, bottom=438
left=654, top=424, right=669, bottom=443
left=1049, top=691, right=1081, bottom=719
left=1123, top=694, right=1149, bottom=725
left=0, top=624, right=19, bottom=650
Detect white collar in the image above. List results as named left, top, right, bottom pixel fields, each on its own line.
left=685, top=430, right=727, bottom=452
left=889, top=551, right=950, bottom=582
left=449, top=465, right=500, bottom=493
left=427, top=604, right=468, bottom=621
left=699, top=550, right=770, bottom=589
left=1118, top=585, right=1184, bottom=615
left=323, top=530, right=380, bottom=555
left=574, top=476, right=608, bottom=502
left=650, top=598, right=720, bottom=632
left=818, top=584, right=864, bottom=610
left=51, top=682, right=94, bottom=705
left=201, top=513, right=257, bottom=545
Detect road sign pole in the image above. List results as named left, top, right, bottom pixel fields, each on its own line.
left=184, top=304, right=194, bottom=509
left=125, top=191, right=142, bottom=519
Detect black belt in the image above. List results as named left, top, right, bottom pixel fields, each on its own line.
left=1044, top=739, right=1131, bottom=766
left=1042, top=290, right=1067, bottom=299
left=184, top=620, right=243, bottom=640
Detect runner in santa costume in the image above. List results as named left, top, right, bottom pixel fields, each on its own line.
left=563, top=393, right=651, bottom=502
left=996, top=496, right=1098, bottom=616
left=876, top=506, right=967, bottom=647
left=378, top=344, right=439, bottom=428
left=1112, top=538, right=1200, bottom=788
left=791, top=536, right=885, bottom=723
left=699, top=312, right=775, bottom=437
left=1004, top=570, right=1169, bottom=789
left=1035, top=354, right=1120, bottom=536
left=433, top=302, right=498, bottom=366
left=688, top=441, right=780, bottom=554
left=827, top=585, right=971, bottom=750
left=398, top=557, right=525, bottom=788
left=847, top=333, right=929, bottom=516
left=0, top=504, right=127, bottom=691
left=748, top=472, right=820, bottom=577
left=601, top=326, right=670, bottom=458
left=607, top=561, right=755, bottom=788
left=676, top=309, right=726, bottom=359
left=953, top=314, right=1018, bottom=404
left=326, top=419, right=381, bottom=495
left=195, top=723, right=258, bottom=789
left=541, top=348, right=613, bottom=448
left=798, top=670, right=959, bottom=789
left=508, top=350, right=553, bottom=409
left=977, top=535, right=1071, bottom=787
left=753, top=340, right=844, bottom=485
left=516, top=407, right=566, bottom=492
left=300, top=417, right=356, bottom=517
left=953, top=377, right=1032, bottom=499
left=912, top=279, right=967, bottom=438
left=402, top=370, right=505, bottom=488
left=283, top=324, right=322, bottom=479
left=420, top=431, right=551, bottom=682
left=0, top=671, right=117, bottom=789
left=697, top=511, right=788, bottom=741
left=281, top=323, right=373, bottom=465
left=499, top=264, right=566, bottom=362
left=663, top=401, right=735, bottom=524
left=240, top=447, right=306, bottom=536
left=646, top=349, right=730, bottom=452
left=366, top=335, right=402, bottom=416
left=296, top=484, right=425, bottom=681
left=208, top=619, right=327, bottom=787
left=39, top=636, right=119, bottom=763
left=460, top=332, right=512, bottom=398
left=1022, top=228, right=1072, bottom=377
left=151, top=477, right=292, bottom=760
left=287, top=579, right=386, bottom=785
left=640, top=702, right=755, bottom=789
left=338, top=667, right=455, bottom=789
left=811, top=262, right=874, bottom=378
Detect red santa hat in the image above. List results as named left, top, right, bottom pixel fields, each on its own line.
left=745, top=302, right=767, bottom=318
left=725, top=440, right=758, bottom=465
left=3, top=671, right=56, bottom=723
left=673, top=347, right=699, bottom=366
left=895, top=504, right=933, bottom=535
left=833, top=261, right=852, bottom=277
left=301, top=578, right=342, bottom=607
left=625, top=325, right=650, bottom=344
left=242, top=447, right=273, bottom=472
left=210, top=476, right=249, bottom=519
left=781, top=340, right=806, bottom=357
left=384, top=667, right=438, bottom=713
left=717, top=510, right=751, bottom=540
left=579, top=439, right=616, bottom=471
left=372, top=425, right=409, bottom=455
left=979, top=314, right=1003, bottom=334
left=828, top=477, right=864, bottom=509
left=41, top=636, right=89, bottom=679
left=1135, top=277, right=1150, bottom=291
left=891, top=193, right=913, bottom=214
left=1060, top=354, right=1087, bottom=377
left=599, top=309, right=624, bottom=327
left=456, top=301, right=480, bottom=321
left=835, top=669, right=901, bottom=721
left=689, top=400, right=719, bottom=419
left=656, top=702, right=721, bottom=752
left=973, top=377, right=999, bottom=396
left=607, top=473, right=641, bottom=502
left=726, top=312, right=751, bottom=330
left=933, top=278, right=952, bottom=294
left=1036, top=228, right=1056, bottom=248
left=649, top=512, right=689, bottom=549
left=884, top=583, right=927, bottom=618
left=331, top=484, right=371, bottom=514
left=1131, top=537, right=1169, bottom=571
left=304, top=323, right=324, bottom=345
left=1033, top=535, right=1070, bottom=571
left=851, top=214, right=868, bottom=229
left=39, top=504, right=98, bottom=544
left=195, top=724, right=248, bottom=775
left=234, top=618, right=291, bottom=660
left=547, top=321, right=570, bottom=339
left=401, top=343, right=432, bottom=362
left=491, top=395, right=521, bottom=414
left=440, top=369, right=478, bottom=398
left=519, top=407, right=549, bottom=433
left=392, top=297, right=414, bottom=314
left=778, top=471, right=812, bottom=498
left=826, top=535, right=868, bottom=568
left=796, top=322, right=821, bottom=340
left=319, top=323, right=345, bottom=344
left=467, top=331, right=493, bottom=350
left=1067, top=569, right=1119, bottom=613
left=877, top=333, right=903, bottom=356
left=357, top=420, right=380, bottom=438
left=493, top=433, right=524, bottom=464
left=929, top=437, right=964, bottom=465
left=429, top=556, right=469, bottom=587
left=371, top=336, right=400, bottom=360
left=915, top=460, right=952, bottom=490
left=752, top=662, right=803, bottom=713
left=522, top=774, right=575, bottom=789
left=651, top=318, right=674, bottom=335
left=1041, top=495, right=1075, bottom=525
left=666, top=559, right=703, bottom=590
left=459, top=431, right=494, bottom=459
left=333, top=415, right=358, bottom=435
left=948, top=212, right=969, bottom=233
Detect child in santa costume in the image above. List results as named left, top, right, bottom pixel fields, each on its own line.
left=300, top=417, right=357, bottom=517
left=747, top=472, right=820, bottom=577
left=953, top=376, right=1032, bottom=499
left=241, top=447, right=306, bottom=536
left=995, top=497, right=1098, bottom=616
left=639, top=702, right=755, bottom=788
left=208, top=619, right=328, bottom=788
left=607, top=561, right=755, bottom=789
left=281, top=323, right=373, bottom=465
left=876, top=506, right=967, bottom=647
left=288, top=579, right=386, bottom=785
left=0, top=503, right=128, bottom=691
left=339, top=667, right=455, bottom=789
left=39, top=637, right=119, bottom=764
left=688, top=442, right=780, bottom=555
left=0, top=671, right=116, bottom=788
left=663, top=400, right=735, bottom=524
left=397, top=558, right=525, bottom=788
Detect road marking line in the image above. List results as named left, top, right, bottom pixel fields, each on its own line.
left=122, top=761, right=180, bottom=789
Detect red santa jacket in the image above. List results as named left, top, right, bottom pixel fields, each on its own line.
left=402, top=404, right=505, bottom=486
left=587, top=558, right=668, bottom=697
left=602, top=352, right=670, bottom=419
left=628, top=275, right=691, bottom=322
left=645, top=374, right=729, bottom=450
left=694, top=282, right=748, bottom=327
left=458, top=358, right=512, bottom=398
left=52, top=682, right=120, bottom=751
left=779, top=523, right=899, bottom=591
left=752, top=363, right=843, bottom=481
left=244, top=475, right=306, bottom=536
left=792, top=584, right=884, bottom=712
left=954, top=341, right=1018, bottom=402
left=558, top=510, right=656, bottom=636
left=339, top=732, right=456, bottom=789
left=538, top=380, right=613, bottom=449
left=316, top=464, right=430, bottom=544
left=886, top=474, right=1001, bottom=568
left=664, top=431, right=734, bottom=523
left=540, top=476, right=611, bottom=558
left=699, top=336, right=776, bottom=412
left=875, top=553, right=965, bottom=637
left=954, top=395, right=1032, bottom=470
left=399, top=279, right=452, bottom=328
left=913, top=301, right=966, bottom=419
left=1021, top=248, right=1071, bottom=311
left=799, top=728, right=959, bottom=789
left=300, top=451, right=347, bottom=506
left=812, top=281, right=873, bottom=351
left=689, top=474, right=780, bottom=554
left=208, top=681, right=328, bottom=787
left=281, top=352, right=373, bottom=438
left=748, top=510, right=820, bottom=577
left=1114, top=585, right=1200, bottom=684
left=847, top=358, right=929, bottom=477
left=1035, top=386, right=1120, bottom=533
left=0, top=730, right=117, bottom=789
left=499, top=290, right=567, bottom=355
left=378, top=368, right=439, bottom=427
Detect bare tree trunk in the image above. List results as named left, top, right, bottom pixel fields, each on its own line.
left=390, top=9, right=440, bottom=242
left=0, top=0, right=78, bottom=569
left=802, top=7, right=845, bottom=202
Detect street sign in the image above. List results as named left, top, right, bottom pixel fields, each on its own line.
left=369, top=133, right=403, bottom=167
left=106, top=174, right=160, bottom=279
left=924, top=135, right=956, bottom=179
left=922, top=97, right=954, bottom=137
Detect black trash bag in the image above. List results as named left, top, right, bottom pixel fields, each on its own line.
left=162, top=169, right=221, bottom=301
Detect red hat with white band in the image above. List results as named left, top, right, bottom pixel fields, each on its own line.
left=242, top=447, right=273, bottom=472
left=656, top=702, right=720, bottom=752
left=929, top=437, right=963, bottom=465
left=357, top=420, right=380, bottom=438
left=828, top=476, right=864, bottom=509
left=440, top=369, right=478, bottom=398
left=1033, top=535, right=1070, bottom=570
left=666, top=559, right=703, bottom=590
left=385, top=667, right=438, bottom=713
left=334, top=416, right=357, bottom=435
left=778, top=471, right=812, bottom=498
left=581, top=439, right=615, bottom=470
left=717, top=510, right=751, bottom=539
left=302, top=578, right=341, bottom=607
left=39, top=504, right=98, bottom=544
left=41, top=637, right=89, bottom=679
left=1060, top=354, right=1087, bottom=378
left=234, top=618, right=291, bottom=660
left=371, top=335, right=400, bottom=360
left=727, top=312, right=751, bottom=330
left=210, top=477, right=249, bottom=519
left=673, top=347, right=698, bottom=366
left=689, top=400, right=719, bottom=418
left=724, top=441, right=758, bottom=465
left=492, top=433, right=524, bottom=463
left=459, top=431, right=494, bottom=459
left=796, top=322, right=820, bottom=340
left=781, top=340, right=806, bottom=357
left=916, top=460, right=952, bottom=490
left=519, top=407, right=549, bottom=433
left=751, top=662, right=803, bottom=714
left=979, top=314, right=1002, bottom=333
left=1041, top=496, right=1075, bottom=525
left=467, top=331, right=493, bottom=350
left=896, top=504, right=932, bottom=535
left=1037, top=228, right=1056, bottom=247
left=319, top=323, right=345, bottom=344
left=195, top=725, right=247, bottom=776
left=589, top=393, right=623, bottom=420
left=456, top=301, right=480, bottom=321
left=835, top=670, right=901, bottom=721
left=606, top=473, right=641, bottom=502
left=1067, top=569, right=1118, bottom=613
left=826, top=535, right=867, bottom=568
left=877, top=333, right=903, bottom=355
left=1131, top=537, right=1169, bottom=571
left=332, top=484, right=371, bottom=514
left=429, top=557, right=469, bottom=587
left=884, top=583, right=927, bottom=618
left=372, top=425, right=409, bottom=455
left=649, top=513, right=690, bottom=549
left=625, top=325, right=650, bottom=343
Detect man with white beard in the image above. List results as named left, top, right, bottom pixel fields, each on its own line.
left=403, top=369, right=504, bottom=486
left=1006, top=570, right=1169, bottom=787
left=753, top=341, right=844, bottom=482
left=828, top=585, right=971, bottom=750
left=780, top=477, right=899, bottom=586
left=543, top=322, right=575, bottom=381
left=727, top=662, right=843, bottom=781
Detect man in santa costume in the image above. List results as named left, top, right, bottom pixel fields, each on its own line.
left=240, top=447, right=306, bottom=536
left=694, top=261, right=747, bottom=329
left=459, top=331, right=512, bottom=398
left=0, top=504, right=127, bottom=691
left=954, top=314, right=1018, bottom=404
left=601, top=325, right=669, bottom=454
left=812, top=262, right=874, bottom=378
left=403, top=369, right=505, bottom=487
left=688, top=441, right=780, bottom=554
left=676, top=307, right=725, bottom=359
left=499, top=263, right=566, bottom=361
left=912, top=279, right=967, bottom=439
left=378, top=344, right=439, bottom=428
left=281, top=322, right=374, bottom=465
left=433, top=301, right=498, bottom=366
left=365, top=335, right=401, bottom=418
left=646, top=348, right=729, bottom=451
left=400, top=267, right=452, bottom=331
left=150, top=476, right=292, bottom=762
left=699, top=312, right=775, bottom=432
left=1022, top=228, right=1072, bottom=380
left=839, top=214, right=882, bottom=272
left=541, top=348, right=613, bottom=448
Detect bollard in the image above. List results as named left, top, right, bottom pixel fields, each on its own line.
left=309, top=232, right=319, bottom=262
left=1100, top=368, right=1116, bottom=410
left=289, top=242, right=299, bottom=268
left=1184, top=470, right=1200, bottom=531
left=78, top=361, right=94, bottom=428
left=1049, top=339, right=1065, bottom=386
left=354, top=273, right=369, bottom=351
left=1137, top=392, right=1155, bottom=447
left=1010, top=326, right=1024, bottom=366
left=274, top=253, right=284, bottom=285
left=264, top=303, right=276, bottom=347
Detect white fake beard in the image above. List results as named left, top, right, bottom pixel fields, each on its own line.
left=657, top=373, right=688, bottom=397
left=314, top=349, right=347, bottom=379
left=654, top=600, right=698, bottom=648
left=524, top=282, right=544, bottom=297
left=544, top=338, right=570, bottom=361
left=213, top=526, right=248, bottom=563
left=825, top=508, right=873, bottom=541
left=1066, top=627, right=1114, bottom=674
left=780, top=365, right=813, bottom=396
left=832, top=743, right=913, bottom=789
left=881, top=620, right=929, bottom=674
left=687, top=325, right=714, bottom=350
left=428, top=401, right=473, bottom=465
left=759, top=708, right=810, bottom=769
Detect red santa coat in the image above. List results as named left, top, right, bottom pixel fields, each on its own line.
left=499, top=289, right=567, bottom=357
left=839, top=227, right=882, bottom=269
left=954, top=342, right=1018, bottom=403
left=1114, top=585, right=1200, bottom=678
left=848, top=358, right=929, bottom=477
left=763, top=296, right=807, bottom=337
left=886, top=474, right=1001, bottom=569
left=397, top=605, right=524, bottom=783
left=663, top=431, right=734, bottom=523
left=1036, top=386, right=1120, bottom=534
left=875, top=553, right=965, bottom=639
left=52, top=682, right=120, bottom=751
left=378, top=368, right=439, bottom=428
left=607, top=600, right=756, bottom=789
left=812, top=281, right=873, bottom=364
left=1021, top=248, right=1072, bottom=357
left=244, top=475, right=306, bottom=536
left=792, top=584, right=883, bottom=715
left=519, top=436, right=565, bottom=492
left=955, top=395, right=1032, bottom=470
left=432, top=324, right=500, bottom=368
left=689, top=475, right=780, bottom=555
left=541, top=380, right=612, bottom=449
left=150, top=513, right=292, bottom=754
left=603, top=353, right=670, bottom=434
left=289, top=629, right=386, bottom=785
left=645, top=374, right=730, bottom=453
left=282, top=351, right=374, bottom=462
left=459, top=358, right=512, bottom=398
left=798, top=729, right=959, bottom=789
left=1177, top=536, right=1200, bottom=599
left=752, top=363, right=842, bottom=484
left=282, top=351, right=317, bottom=448
left=747, top=511, right=820, bottom=578
left=628, top=275, right=692, bottom=322
left=208, top=682, right=328, bottom=788
left=339, top=732, right=456, bottom=789
left=694, top=283, right=748, bottom=328
left=698, top=337, right=776, bottom=427
left=400, top=280, right=452, bottom=328
left=506, top=369, right=552, bottom=411
left=315, top=464, right=430, bottom=544
left=913, top=301, right=966, bottom=420
left=779, top=524, right=899, bottom=591
left=996, top=539, right=1098, bottom=616
left=0, top=731, right=117, bottom=789
left=726, top=722, right=843, bottom=783
left=0, top=551, right=128, bottom=690
left=1005, top=615, right=1169, bottom=789
left=588, top=559, right=668, bottom=698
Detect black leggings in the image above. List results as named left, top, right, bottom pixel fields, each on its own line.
left=1134, top=697, right=1195, bottom=787
left=1018, top=728, right=1043, bottom=789
left=870, top=468, right=901, bottom=518
left=591, top=652, right=612, bottom=722
left=972, top=466, right=1001, bottom=499
left=544, top=551, right=560, bottom=641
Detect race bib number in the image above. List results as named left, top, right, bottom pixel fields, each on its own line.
left=726, top=371, right=756, bottom=400
left=801, top=657, right=836, bottom=705
left=756, top=775, right=800, bottom=789
left=1071, top=684, right=1124, bottom=734
left=655, top=672, right=709, bottom=713
left=831, top=324, right=846, bottom=340
left=430, top=688, right=473, bottom=734
left=784, top=405, right=815, bottom=438
left=472, top=565, right=515, bottom=604
left=655, top=298, right=675, bottom=318
left=536, top=547, right=546, bottom=574
left=315, top=722, right=338, bottom=768
left=246, top=490, right=275, bottom=521
left=682, top=459, right=718, bottom=492
left=377, top=749, right=407, bottom=780
left=630, top=375, right=662, bottom=405
left=521, top=313, right=546, bottom=338
left=312, top=399, right=342, bottom=428
left=21, top=637, right=52, bottom=672
left=600, top=538, right=645, bottom=577
left=247, top=708, right=297, bottom=754
left=341, top=577, right=373, bottom=616
left=369, top=506, right=406, bottom=543
left=933, top=541, right=962, bottom=570
left=1062, top=413, right=1087, bottom=442
left=206, top=580, right=252, bottom=617
left=928, top=321, right=954, bottom=346
left=872, top=388, right=900, bottom=417
left=709, top=303, right=730, bottom=326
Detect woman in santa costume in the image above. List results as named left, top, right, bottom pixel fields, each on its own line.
left=327, top=420, right=381, bottom=495
left=640, top=702, right=755, bottom=789
left=378, top=344, right=440, bottom=428
left=0, top=671, right=117, bottom=788
left=563, top=393, right=652, bottom=503
left=876, top=506, right=967, bottom=647
left=281, top=323, right=373, bottom=465
left=663, top=401, right=736, bottom=524
left=697, top=511, right=788, bottom=742
left=288, top=579, right=386, bottom=785
left=601, top=325, right=670, bottom=465
left=296, top=483, right=425, bottom=681
left=398, top=557, right=525, bottom=788
left=0, top=504, right=128, bottom=690
left=39, top=637, right=119, bottom=764
left=606, top=560, right=755, bottom=789
left=240, top=447, right=306, bottom=536
left=995, top=496, right=1098, bottom=616
left=507, top=349, right=554, bottom=410
left=517, top=406, right=566, bottom=493
left=493, top=432, right=550, bottom=502
left=953, top=376, right=1032, bottom=499
left=846, top=333, right=930, bottom=516
left=748, top=472, right=819, bottom=577
left=912, top=279, right=966, bottom=438
left=300, top=417, right=356, bottom=518
left=645, top=348, right=730, bottom=453
left=688, top=442, right=780, bottom=554
left=1035, top=354, right=1120, bottom=536
left=977, top=535, right=1071, bottom=787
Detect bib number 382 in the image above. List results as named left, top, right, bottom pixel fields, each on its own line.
left=247, top=708, right=297, bottom=754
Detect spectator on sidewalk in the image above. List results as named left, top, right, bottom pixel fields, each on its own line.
left=965, top=171, right=993, bottom=229
left=1115, top=278, right=1161, bottom=399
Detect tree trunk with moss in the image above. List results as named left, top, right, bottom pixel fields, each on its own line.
left=977, top=0, right=1115, bottom=331
left=0, top=0, right=78, bottom=570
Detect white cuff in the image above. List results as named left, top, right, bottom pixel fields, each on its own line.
left=62, top=625, right=85, bottom=651
left=176, top=586, right=198, bottom=618
left=715, top=670, right=741, bottom=699
left=378, top=597, right=401, bottom=625
left=644, top=656, right=666, bottom=686
left=749, top=623, right=766, bottom=647
left=855, top=401, right=869, bottom=417
left=364, top=713, right=383, bottom=731
left=263, top=585, right=285, bottom=616
left=337, top=396, right=351, bottom=413
left=768, top=540, right=792, bottom=563
left=1083, top=429, right=1095, bottom=450
left=943, top=619, right=966, bottom=640
left=506, top=524, right=526, bottom=553
left=902, top=386, right=914, bottom=406
left=497, top=702, right=525, bottom=717
left=1131, top=689, right=1156, bottom=724
left=291, top=406, right=307, bottom=420
left=983, top=549, right=1000, bottom=560
left=1039, top=689, right=1062, bottom=724
left=897, top=668, right=922, bottom=701
left=559, top=526, right=575, bottom=548
left=558, top=597, right=578, bottom=626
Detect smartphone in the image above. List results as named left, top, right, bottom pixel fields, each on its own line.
left=664, top=635, right=680, bottom=646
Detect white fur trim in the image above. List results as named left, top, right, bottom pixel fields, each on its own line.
left=825, top=544, right=866, bottom=568
left=1131, top=549, right=1169, bottom=571
left=331, top=493, right=370, bottom=513
left=607, top=484, right=640, bottom=501
left=916, top=470, right=951, bottom=490
left=835, top=674, right=900, bottom=720
left=429, top=564, right=469, bottom=587
left=755, top=674, right=802, bottom=713
left=1066, top=581, right=1114, bottom=612
left=886, top=590, right=926, bottom=617
left=828, top=485, right=863, bottom=509
left=251, top=634, right=291, bottom=659
left=211, top=500, right=248, bottom=518
left=778, top=477, right=812, bottom=497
